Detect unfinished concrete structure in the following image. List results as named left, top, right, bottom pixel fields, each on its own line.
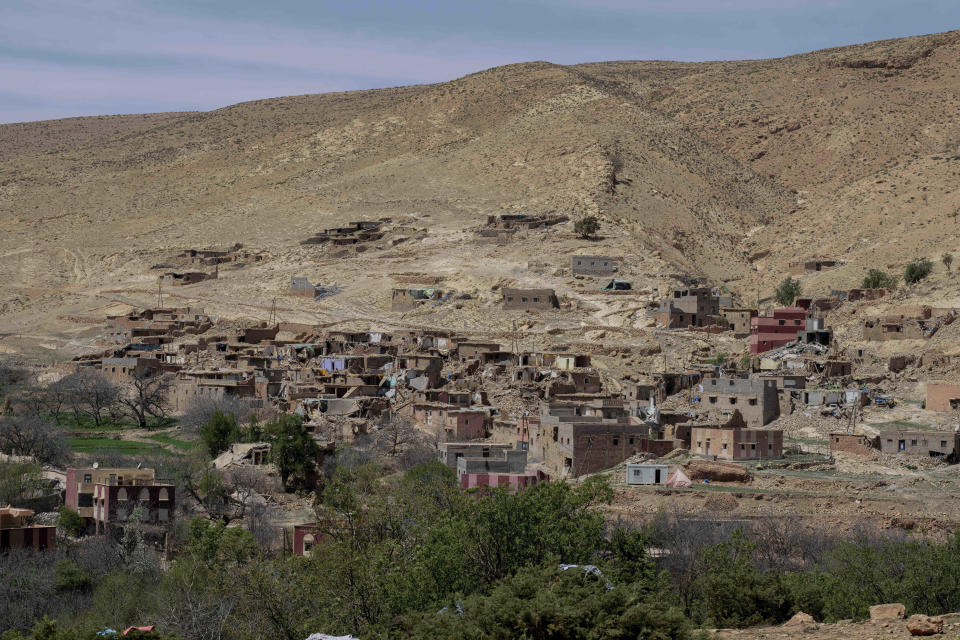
left=501, top=288, right=559, bottom=311
left=701, top=377, right=779, bottom=427
left=571, top=255, right=618, bottom=276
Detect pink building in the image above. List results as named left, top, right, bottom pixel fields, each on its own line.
left=459, top=470, right=548, bottom=492
left=749, top=307, right=806, bottom=354
left=443, top=409, right=487, bottom=440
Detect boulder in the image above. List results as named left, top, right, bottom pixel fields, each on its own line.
left=783, top=612, right=815, bottom=627
left=906, top=615, right=943, bottom=636
left=869, top=603, right=905, bottom=621
left=684, top=459, right=752, bottom=482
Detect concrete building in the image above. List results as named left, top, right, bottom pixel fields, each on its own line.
left=66, top=467, right=174, bottom=532
left=92, top=481, right=175, bottom=534
left=0, top=506, right=56, bottom=552
left=926, top=383, right=960, bottom=413
left=749, top=308, right=806, bottom=354
left=571, top=255, right=618, bottom=276
left=501, top=288, right=559, bottom=311
left=700, top=378, right=779, bottom=427
left=876, top=430, right=959, bottom=458
left=625, top=463, right=670, bottom=485
left=691, top=425, right=783, bottom=460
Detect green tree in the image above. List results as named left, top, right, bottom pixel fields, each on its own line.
left=904, top=257, right=933, bottom=285
left=774, top=276, right=802, bottom=307
left=862, top=269, right=897, bottom=290
left=942, top=252, right=953, bottom=272
left=200, top=410, right=239, bottom=457
left=57, top=506, right=85, bottom=538
left=689, top=530, right=789, bottom=628
left=574, top=216, right=600, bottom=239
left=403, top=563, right=692, bottom=640
left=53, top=560, right=93, bottom=593
left=266, top=414, right=319, bottom=488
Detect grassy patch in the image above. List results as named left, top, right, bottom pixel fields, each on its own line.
left=69, top=437, right=173, bottom=457
left=145, top=432, right=195, bottom=452
left=872, top=419, right=929, bottom=431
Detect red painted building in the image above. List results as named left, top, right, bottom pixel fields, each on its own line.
left=459, top=470, right=549, bottom=492
left=749, top=307, right=806, bottom=354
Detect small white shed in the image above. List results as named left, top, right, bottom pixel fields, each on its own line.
left=626, top=463, right=670, bottom=485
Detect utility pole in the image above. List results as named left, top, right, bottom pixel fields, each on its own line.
left=269, top=298, right=277, bottom=326
left=157, top=282, right=163, bottom=308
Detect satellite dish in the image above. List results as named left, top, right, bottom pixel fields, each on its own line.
left=92, top=462, right=100, bottom=469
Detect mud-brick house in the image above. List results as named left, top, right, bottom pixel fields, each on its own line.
left=0, top=506, right=56, bottom=552
left=501, top=288, right=559, bottom=311
left=690, top=413, right=783, bottom=460
left=876, top=430, right=959, bottom=458
left=926, top=382, right=960, bottom=412
left=571, top=255, right=618, bottom=276
left=700, top=377, right=779, bottom=427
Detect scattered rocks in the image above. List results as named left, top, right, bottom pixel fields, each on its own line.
left=869, top=603, right=905, bottom=621
left=906, top=614, right=943, bottom=636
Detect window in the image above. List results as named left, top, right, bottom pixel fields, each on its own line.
left=911, top=440, right=917, bottom=446
left=709, top=396, right=717, bottom=404
left=729, top=397, right=737, bottom=405
left=633, top=469, right=640, bottom=477
left=78, top=494, right=93, bottom=508
left=521, top=297, right=528, bottom=302
left=83, top=474, right=92, bottom=483
left=629, top=437, right=634, bottom=445
left=942, top=441, right=948, bottom=448
left=751, top=444, right=756, bottom=450
left=507, top=297, right=513, bottom=302
left=748, top=398, right=757, bottom=406
left=613, top=438, right=619, bottom=446
left=532, top=297, right=539, bottom=302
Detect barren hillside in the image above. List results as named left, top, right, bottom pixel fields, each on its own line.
left=1, top=30, right=959, bottom=358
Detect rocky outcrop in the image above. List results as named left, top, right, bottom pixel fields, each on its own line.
left=869, top=603, right=905, bottom=621
left=905, top=614, right=943, bottom=636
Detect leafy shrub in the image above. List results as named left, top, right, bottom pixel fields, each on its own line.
left=57, top=506, right=85, bottom=538
left=774, top=277, right=802, bottom=307
left=862, top=269, right=897, bottom=290
left=574, top=216, right=600, bottom=239
left=904, top=257, right=933, bottom=284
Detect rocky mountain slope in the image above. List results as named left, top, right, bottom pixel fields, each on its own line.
left=1, top=30, right=959, bottom=357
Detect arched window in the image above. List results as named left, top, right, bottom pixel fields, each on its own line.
left=158, top=488, right=169, bottom=501
left=116, top=488, right=128, bottom=501
left=139, top=488, right=150, bottom=501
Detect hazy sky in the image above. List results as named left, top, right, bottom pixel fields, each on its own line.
left=2, top=0, right=958, bottom=123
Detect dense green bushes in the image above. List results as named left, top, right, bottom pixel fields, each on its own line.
left=5, top=459, right=960, bottom=639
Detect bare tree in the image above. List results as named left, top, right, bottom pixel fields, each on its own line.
left=58, top=369, right=121, bottom=427
left=373, top=416, right=417, bottom=458
left=0, top=414, right=69, bottom=465
left=179, top=395, right=263, bottom=434
left=245, top=502, right=277, bottom=551
left=121, top=370, right=172, bottom=429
